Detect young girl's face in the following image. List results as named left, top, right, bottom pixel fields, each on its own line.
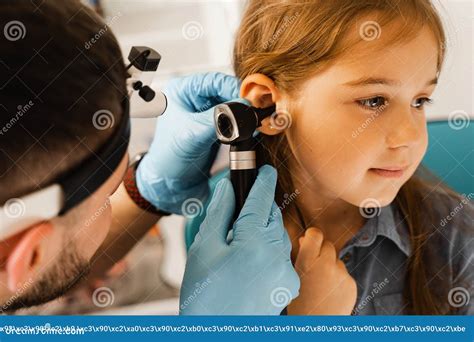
left=284, top=24, right=439, bottom=207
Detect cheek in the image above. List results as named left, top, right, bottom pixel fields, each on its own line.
left=414, top=124, right=428, bottom=163
left=401, top=123, right=428, bottom=182
left=289, top=109, right=375, bottom=185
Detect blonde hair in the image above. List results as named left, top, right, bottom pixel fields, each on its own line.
left=233, top=0, right=461, bottom=315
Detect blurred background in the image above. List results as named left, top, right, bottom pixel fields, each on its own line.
left=16, top=0, right=472, bottom=315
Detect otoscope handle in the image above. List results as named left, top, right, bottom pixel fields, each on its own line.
left=229, top=138, right=259, bottom=223
left=230, top=168, right=257, bottom=221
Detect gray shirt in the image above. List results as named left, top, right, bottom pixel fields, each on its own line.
left=341, top=189, right=473, bottom=315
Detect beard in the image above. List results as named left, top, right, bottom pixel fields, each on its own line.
left=1, top=244, right=90, bottom=313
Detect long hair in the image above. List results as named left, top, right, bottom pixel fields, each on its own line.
left=233, top=0, right=463, bottom=314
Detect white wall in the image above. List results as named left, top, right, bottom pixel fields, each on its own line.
left=431, top=0, right=473, bottom=119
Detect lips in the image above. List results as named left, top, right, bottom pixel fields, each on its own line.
left=369, top=166, right=407, bottom=178
left=373, top=165, right=409, bottom=171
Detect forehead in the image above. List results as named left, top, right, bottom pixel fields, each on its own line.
left=330, top=23, right=440, bottom=87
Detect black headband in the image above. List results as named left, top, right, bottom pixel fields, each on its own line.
left=59, top=97, right=131, bottom=214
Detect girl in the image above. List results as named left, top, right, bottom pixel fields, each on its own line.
left=233, top=0, right=473, bottom=315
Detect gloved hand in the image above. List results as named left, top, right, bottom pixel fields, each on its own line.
left=136, top=72, right=249, bottom=215
left=179, top=165, right=300, bottom=315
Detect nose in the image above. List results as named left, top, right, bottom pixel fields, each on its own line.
left=385, top=106, right=421, bottom=149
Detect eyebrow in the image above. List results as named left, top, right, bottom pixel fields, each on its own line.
left=342, top=77, right=438, bottom=87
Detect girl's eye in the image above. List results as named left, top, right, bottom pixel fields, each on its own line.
left=356, top=96, right=388, bottom=111
left=411, top=97, right=433, bottom=109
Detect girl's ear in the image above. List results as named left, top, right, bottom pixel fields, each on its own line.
left=240, top=73, right=284, bottom=136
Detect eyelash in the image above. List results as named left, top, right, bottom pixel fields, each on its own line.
left=356, top=96, right=433, bottom=112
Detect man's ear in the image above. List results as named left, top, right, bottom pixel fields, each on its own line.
left=240, top=73, right=283, bottom=136
left=5, top=222, right=53, bottom=292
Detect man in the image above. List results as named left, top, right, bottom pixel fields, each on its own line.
left=0, top=0, right=298, bottom=314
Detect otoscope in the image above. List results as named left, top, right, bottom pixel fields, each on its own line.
left=214, top=102, right=276, bottom=222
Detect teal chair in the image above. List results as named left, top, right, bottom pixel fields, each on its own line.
left=185, top=119, right=473, bottom=250
left=422, top=119, right=473, bottom=195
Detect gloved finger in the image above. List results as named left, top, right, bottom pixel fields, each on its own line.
left=286, top=263, right=301, bottom=300
left=264, top=201, right=285, bottom=242
left=188, top=72, right=241, bottom=110
left=266, top=202, right=293, bottom=257
left=282, top=228, right=293, bottom=257
left=196, top=177, right=236, bottom=246
left=165, top=72, right=241, bottom=112
left=233, top=165, right=277, bottom=241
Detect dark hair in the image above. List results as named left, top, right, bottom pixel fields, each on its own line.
left=0, top=0, right=128, bottom=204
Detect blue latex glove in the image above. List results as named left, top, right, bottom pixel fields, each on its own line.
left=136, top=72, right=249, bottom=215
left=179, top=165, right=300, bottom=315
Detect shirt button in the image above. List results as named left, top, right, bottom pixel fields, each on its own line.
left=342, top=252, right=352, bottom=263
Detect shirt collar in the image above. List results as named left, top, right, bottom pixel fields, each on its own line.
left=348, top=203, right=412, bottom=257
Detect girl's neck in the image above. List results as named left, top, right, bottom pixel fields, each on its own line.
left=282, top=164, right=368, bottom=258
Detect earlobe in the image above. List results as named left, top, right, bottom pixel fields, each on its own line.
left=240, top=73, right=285, bottom=136
left=260, top=108, right=293, bottom=135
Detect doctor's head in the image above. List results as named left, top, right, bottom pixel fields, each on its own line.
left=0, top=0, right=128, bottom=312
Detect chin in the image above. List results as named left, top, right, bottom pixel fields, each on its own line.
left=373, top=191, right=398, bottom=207
left=352, top=188, right=399, bottom=209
